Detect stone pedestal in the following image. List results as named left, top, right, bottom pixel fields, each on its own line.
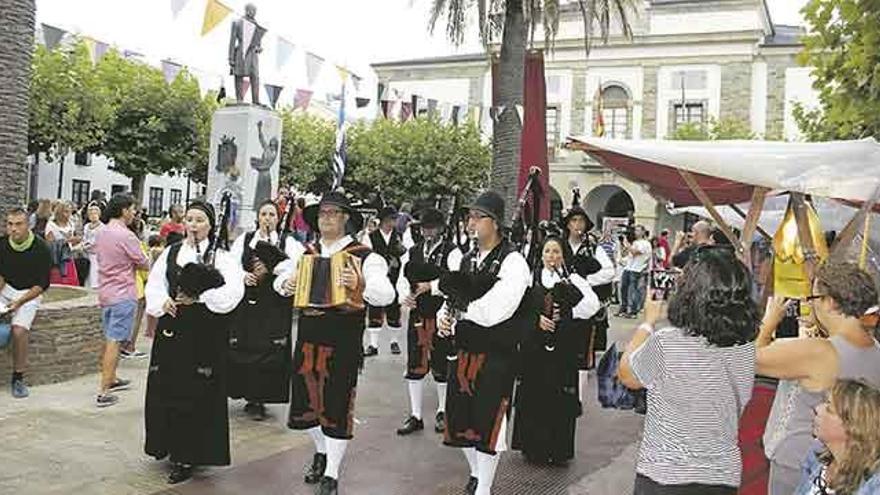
left=206, top=104, right=282, bottom=233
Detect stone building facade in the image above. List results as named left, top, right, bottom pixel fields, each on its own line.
left=372, top=0, right=816, bottom=235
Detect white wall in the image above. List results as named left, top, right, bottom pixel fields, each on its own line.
left=783, top=67, right=820, bottom=141
left=649, top=9, right=764, bottom=36
left=33, top=151, right=196, bottom=215
left=750, top=61, right=768, bottom=136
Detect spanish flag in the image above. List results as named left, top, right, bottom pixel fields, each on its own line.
left=594, top=84, right=605, bottom=137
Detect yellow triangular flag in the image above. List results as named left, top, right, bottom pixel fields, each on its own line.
left=337, top=66, right=349, bottom=82
left=82, top=36, right=97, bottom=64
left=201, top=0, right=232, bottom=36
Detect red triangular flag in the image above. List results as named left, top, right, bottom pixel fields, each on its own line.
left=294, top=89, right=313, bottom=110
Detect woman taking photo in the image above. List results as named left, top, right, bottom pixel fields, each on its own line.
left=795, top=379, right=880, bottom=495
left=618, top=246, right=758, bottom=494
left=81, top=202, right=104, bottom=289
left=512, top=236, right=600, bottom=466
left=757, top=262, right=880, bottom=495
left=227, top=199, right=301, bottom=420
left=143, top=201, right=244, bottom=484
left=45, top=201, right=81, bottom=286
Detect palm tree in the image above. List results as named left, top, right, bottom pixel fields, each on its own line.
left=0, top=0, right=36, bottom=218
left=429, top=0, right=636, bottom=211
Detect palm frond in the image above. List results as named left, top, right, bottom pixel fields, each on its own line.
left=428, top=0, right=468, bottom=47
left=576, top=0, right=592, bottom=57
left=612, top=0, right=636, bottom=40
left=542, top=0, right=560, bottom=52
left=427, top=0, right=449, bottom=35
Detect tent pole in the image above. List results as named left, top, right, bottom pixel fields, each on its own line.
left=790, top=193, right=819, bottom=280
left=677, top=169, right=744, bottom=255
left=730, top=203, right=771, bottom=240
left=734, top=187, right=769, bottom=270
left=830, top=183, right=880, bottom=259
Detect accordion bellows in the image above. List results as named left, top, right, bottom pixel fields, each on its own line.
left=294, top=251, right=365, bottom=312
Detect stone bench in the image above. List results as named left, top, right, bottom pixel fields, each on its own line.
left=0, top=285, right=103, bottom=386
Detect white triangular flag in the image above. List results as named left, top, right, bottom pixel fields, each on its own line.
left=242, top=19, right=256, bottom=53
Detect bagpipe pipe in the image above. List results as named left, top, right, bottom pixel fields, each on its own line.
left=542, top=260, right=586, bottom=352
left=176, top=192, right=231, bottom=300
left=243, top=193, right=295, bottom=303
left=508, top=167, right=546, bottom=271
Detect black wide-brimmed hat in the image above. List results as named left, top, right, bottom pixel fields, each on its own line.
left=466, top=190, right=505, bottom=225
left=303, top=191, right=364, bottom=233
left=378, top=206, right=398, bottom=221
left=561, top=188, right=594, bottom=232
left=414, top=207, right=446, bottom=229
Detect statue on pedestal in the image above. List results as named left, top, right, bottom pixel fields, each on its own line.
left=228, top=3, right=265, bottom=105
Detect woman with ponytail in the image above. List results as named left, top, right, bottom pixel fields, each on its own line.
left=143, top=200, right=244, bottom=484
left=617, top=245, right=758, bottom=494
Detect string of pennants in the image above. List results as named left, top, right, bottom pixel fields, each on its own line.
left=376, top=83, right=526, bottom=128
left=37, top=0, right=369, bottom=112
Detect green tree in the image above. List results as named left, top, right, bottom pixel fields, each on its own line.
left=278, top=110, right=336, bottom=193
left=96, top=51, right=214, bottom=203
left=793, top=0, right=880, bottom=141
left=429, top=0, right=638, bottom=210
left=667, top=117, right=756, bottom=141
left=28, top=40, right=113, bottom=198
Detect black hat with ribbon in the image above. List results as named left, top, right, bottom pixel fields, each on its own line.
left=466, top=190, right=505, bottom=225
left=303, top=191, right=364, bottom=233
left=415, top=207, right=446, bottom=229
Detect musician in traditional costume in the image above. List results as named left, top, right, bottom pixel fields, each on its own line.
left=362, top=205, right=406, bottom=356
left=512, top=236, right=600, bottom=465
left=395, top=207, right=463, bottom=436
left=227, top=199, right=300, bottom=420
left=438, top=191, right=531, bottom=495
left=143, top=200, right=244, bottom=484
left=562, top=196, right=615, bottom=403
left=283, top=191, right=395, bottom=495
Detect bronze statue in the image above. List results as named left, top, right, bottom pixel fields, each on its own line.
left=228, top=3, right=265, bottom=105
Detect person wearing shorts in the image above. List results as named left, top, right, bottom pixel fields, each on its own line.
left=94, top=194, right=149, bottom=408
left=0, top=207, right=52, bottom=399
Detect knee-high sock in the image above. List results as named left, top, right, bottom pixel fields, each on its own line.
left=368, top=327, right=381, bottom=348
left=407, top=379, right=423, bottom=420
left=307, top=426, right=327, bottom=454
left=324, top=437, right=348, bottom=480
left=462, top=447, right=479, bottom=477
left=436, top=382, right=447, bottom=413
left=578, top=370, right=589, bottom=404
left=475, top=451, right=500, bottom=495
left=388, top=326, right=402, bottom=345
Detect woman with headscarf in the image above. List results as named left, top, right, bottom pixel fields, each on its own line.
left=143, top=200, right=244, bottom=484
left=227, top=199, right=300, bottom=420
left=512, top=236, right=600, bottom=466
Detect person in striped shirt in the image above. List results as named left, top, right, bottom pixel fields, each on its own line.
left=618, top=245, right=758, bottom=495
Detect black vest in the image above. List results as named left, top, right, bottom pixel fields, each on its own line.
left=369, top=229, right=403, bottom=281
left=406, top=239, right=454, bottom=317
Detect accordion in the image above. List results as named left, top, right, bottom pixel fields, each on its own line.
left=293, top=251, right=365, bottom=312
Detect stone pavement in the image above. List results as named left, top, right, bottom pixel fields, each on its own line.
left=0, top=315, right=643, bottom=495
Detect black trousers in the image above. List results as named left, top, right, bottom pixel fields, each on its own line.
left=633, top=474, right=737, bottom=495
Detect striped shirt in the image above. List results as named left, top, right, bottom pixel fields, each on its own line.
left=629, top=326, right=756, bottom=487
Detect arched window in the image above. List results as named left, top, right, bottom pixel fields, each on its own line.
left=601, top=85, right=630, bottom=139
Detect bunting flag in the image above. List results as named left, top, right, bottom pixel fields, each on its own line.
left=123, top=49, right=144, bottom=61
left=42, top=24, right=65, bottom=50
left=380, top=100, right=393, bottom=119
left=201, top=0, right=232, bottom=36
left=326, top=92, right=342, bottom=103
left=410, top=94, right=419, bottom=118
left=594, top=83, right=605, bottom=137
left=451, top=105, right=462, bottom=126
left=241, top=79, right=251, bottom=100
left=489, top=105, right=507, bottom=123
left=417, top=96, right=428, bottom=117
left=305, top=52, right=324, bottom=87
left=265, top=84, right=283, bottom=109
left=336, top=66, right=349, bottom=82
left=171, top=0, right=189, bottom=18
left=352, top=75, right=362, bottom=92
left=515, top=104, right=525, bottom=126
left=216, top=84, right=227, bottom=103
left=94, top=40, right=110, bottom=61
left=331, top=82, right=347, bottom=190
left=242, top=19, right=257, bottom=54
left=276, top=37, right=295, bottom=69
left=439, top=103, right=453, bottom=124
left=355, top=97, right=370, bottom=109
left=162, top=60, right=183, bottom=83
left=293, top=89, right=313, bottom=110
left=427, top=99, right=438, bottom=119
left=377, top=82, right=387, bottom=103
left=400, top=102, right=413, bottom=121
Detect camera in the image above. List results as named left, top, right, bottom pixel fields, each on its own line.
left=649, top=269, right=679, bottom=301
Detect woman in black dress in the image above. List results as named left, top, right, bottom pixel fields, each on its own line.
left=512, top=236, right=600, bottom=465
left=143, top=201, right=244, bottom=484
left=227, top=199, right=301, bottom=419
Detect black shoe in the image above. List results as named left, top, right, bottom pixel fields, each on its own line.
left=390, top=342, right=401, bottom=355
left=167, top=463, right=193, bottom=484
left=434, top=411, right=445, bottom=434
left=251, top=403, right=268, bottom=421
left=465, top=476, right=478, bottom=494
left=396, top=415, right=424, bottom=436
left=315, top=476, right=338, bottom=495
left=304, top=453, right=327, bottom=484
left=362, top=345, right=378, bottom=357
left=244, top=402, right=258, bottom=414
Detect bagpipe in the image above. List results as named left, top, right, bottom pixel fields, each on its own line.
left=508, top=167, right=545, bottom=270
left=243, top=193, right=294, bottom=303
left=176, top=192, right=231, bottom=300
left=542, top=260, right=586, bottom=352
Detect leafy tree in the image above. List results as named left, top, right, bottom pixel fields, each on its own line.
left=667, top=117, right=755, bottom=141
left=428, top=0, right=638, bottom=209
left=793, top=0, right=880, bottom=141
left=28, top=40, right=113, bottom=197
left=96, top=51, right=213, bottom=202
left=278, top=111, right=490, bottom=205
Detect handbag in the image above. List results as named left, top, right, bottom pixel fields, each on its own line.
left=596, top=342, right=637, bottom=410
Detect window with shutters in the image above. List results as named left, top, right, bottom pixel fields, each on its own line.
left=546, top=105, right=560, bottom=159
left=148, top=187, right=164, bottom=217
left=170, top=189, right=182, bottom=209
left=600, top=85, right=631, bottom=139
left=72, top=180, right=90, bottom=207
left=672, top=102, right=707, bottom=129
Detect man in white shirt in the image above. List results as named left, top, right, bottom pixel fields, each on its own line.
left=619, top=226, right=652, bottom=318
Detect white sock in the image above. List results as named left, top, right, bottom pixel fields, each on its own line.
left=462, top=447, right=479, bottom=477
left=407, top=379, right=424, bottom=420
left=475, top=451, right=500, bottom=495
left=324, top=437, right=348, bottom=480
left=436, top=382, right=447, bottom=413
left=578, top=370, right=589, bottom=404
left=307, top=426, right=327, bottom=454
left=388, top=326, right=402, bottom=345
left=368, top=327, right=380, bottom=348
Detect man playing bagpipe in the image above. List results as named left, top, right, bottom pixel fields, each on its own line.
left=143, top=200, right=245, bottom=484
left=395, top=207, right=463, bottom=436
left=282, top=191, right=395, bottom=495
left=227, top=199, right=301, bottom=420
left=438, top=191, right=531, bottom=495
left=561, top=191, right=615, bottom=402
left=362, top=205, right=407, bottom=357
